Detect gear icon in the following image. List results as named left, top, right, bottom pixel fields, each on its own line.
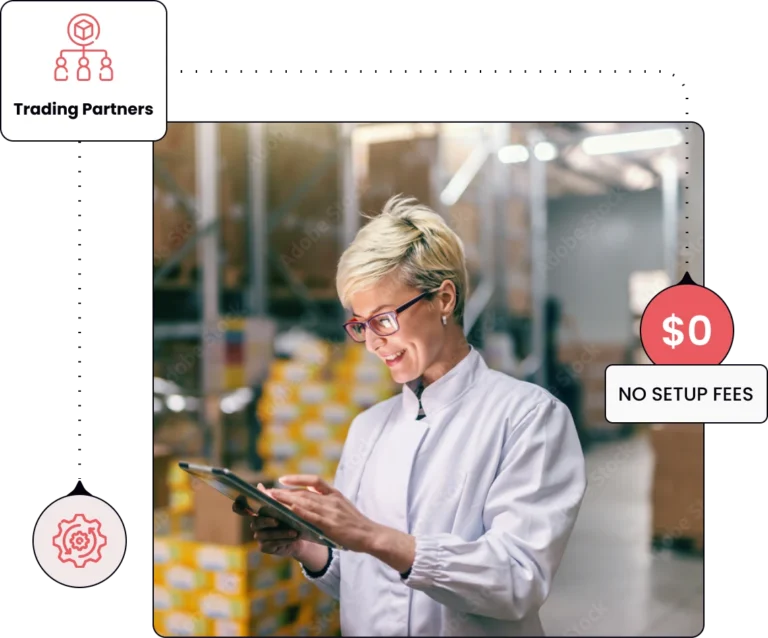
left=70, top=531, right=90, bottom=551
left=52, top=513, right=107, bottom=568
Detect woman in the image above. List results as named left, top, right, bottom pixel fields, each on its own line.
left=235, top=196, right=587, bottom=636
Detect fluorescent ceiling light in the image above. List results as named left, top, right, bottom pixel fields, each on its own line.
left=582, top=128, right=683, bottom=155
left=440, top=146, right=489, bottom=206
left=534, top=142, right=558, bottom=162
left=497, top=144, right=529, bottom=164
left=352, top=123, right=438, bottom=145
left=166, top=394, right=186, bottom=412
left=622, top=164, right=656, bottom=190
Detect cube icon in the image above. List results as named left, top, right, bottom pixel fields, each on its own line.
left=74, top=19, right=93, bottom=41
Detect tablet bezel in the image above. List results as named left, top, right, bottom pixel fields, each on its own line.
left=178, top=462, right=344, bottom=550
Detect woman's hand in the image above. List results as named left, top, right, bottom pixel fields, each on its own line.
left=269, top=475, right=382, bottom=553
left=232, top=487, right=308, bottom=558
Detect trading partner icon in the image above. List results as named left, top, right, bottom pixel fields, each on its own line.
left=54, top=14, right=113, bottom=82
left=52, top=513, right=108, bottom=568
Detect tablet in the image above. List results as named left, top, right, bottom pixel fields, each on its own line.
left=178, top=462, right=344, bottom=550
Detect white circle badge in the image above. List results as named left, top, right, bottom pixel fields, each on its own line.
left=33, top=481, right=126, bottom=588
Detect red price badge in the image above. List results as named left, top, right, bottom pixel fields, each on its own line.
left=608, top=271, right=764, bottom=424
left=640, top=272, right=734, bottom=365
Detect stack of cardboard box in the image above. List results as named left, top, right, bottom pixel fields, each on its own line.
left=154, top=469, right=341, bottom=636
left=558, top=342, right=628, bottom=436
left=649, top=424, right=704, bottom=550
left=257, top=343, right=397, bottom=482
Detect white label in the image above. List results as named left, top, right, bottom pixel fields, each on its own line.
left=153, top=585, right=172, bottom=609
left=166, top=613, right=196, bottom=636
left=322, top=403, right=350, bottom=424
left=271, top=441, right=298, bottom=459
left=272, top=404, right=299, bottom=422
left=322, top=441, right=343, bottom=460
left=352, top=385, right=378, bottom=405
left=214, top=572, right=241, bottom=595
left=153, top=539, right=171, bottom=563
left=355, top=364, right=384, bottom=383
left=284, top=363, right=310, bottom=383
left=197, top=547, right=227, bottom=571
left=299, top=458, right=324, bottom=475
left=200, top=594, right=234, bottom=619
left=212, top=621, right=240, bottom=637
left=300, top=383, right=328, bottom=403
left=605, top=365, right=767, bottom=423
left=167, top=565, right=196, bottom=590
left=303, top=422, right=327, bottom=441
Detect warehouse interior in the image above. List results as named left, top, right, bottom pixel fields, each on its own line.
left=153, top=122, right=704, bottom=637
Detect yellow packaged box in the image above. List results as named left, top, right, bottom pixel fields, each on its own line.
left=269, top=360, right=321, bottom=384
left=154, top=610, right=210, bottom=636
left=154, top=537, right=196, bottom=567
left=170, top=488, right=194, bottom=514
left=197, top=581, right=294, bottom=621
left=258, top=400, right=317, bottom=425
left=185, top=541, right=263, bottom=572
left=153, top=584, right=199, bottom=613
left=210, top=614, right=282, bottom=637
left=154, top=507, right=171, bottom=537
left=154, top=563, right=207, bottom=591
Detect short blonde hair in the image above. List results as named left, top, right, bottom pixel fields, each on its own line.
left=336, top=195, right=469, bottom=326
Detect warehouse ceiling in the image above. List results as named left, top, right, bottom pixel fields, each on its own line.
left=352, top=122, right=686, bottom=199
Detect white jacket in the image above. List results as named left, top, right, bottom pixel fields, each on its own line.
left=303, top=346, right=586, bottom=636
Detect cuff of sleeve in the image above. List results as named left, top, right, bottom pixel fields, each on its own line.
left=301, top=547, right=334, bottom=580
left=401, top=535, right=443, bottom=589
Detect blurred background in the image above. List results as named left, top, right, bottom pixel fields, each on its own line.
left=153, top=122, right=704, bottom=637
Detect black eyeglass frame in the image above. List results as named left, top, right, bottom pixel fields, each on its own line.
left=343, top=290, right=434, bottom=342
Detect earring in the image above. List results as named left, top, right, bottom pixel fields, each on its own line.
left=441, top=316, right=447, bottom=326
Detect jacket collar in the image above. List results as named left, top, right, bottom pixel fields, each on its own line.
left=402, top=345, right=486, bottom=420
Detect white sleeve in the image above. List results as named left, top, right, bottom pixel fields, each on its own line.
left=301, top=546, right=341, bottom=600
left=402, top=398, right=587, bottom=621
left=298, top=420, right=357, bottom=600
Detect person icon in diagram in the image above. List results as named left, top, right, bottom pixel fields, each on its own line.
left=54, top=57, right=68, bottom=81
left=99, top=56, right=113, bottom=81
left=77, top=56, right=90, bottom=81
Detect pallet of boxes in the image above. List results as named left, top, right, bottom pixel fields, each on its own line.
left=154, top=465, right=341, bottom=637
left=257, top=333, right=398, bottom=483
left=649, top=424, right=704, bottom=553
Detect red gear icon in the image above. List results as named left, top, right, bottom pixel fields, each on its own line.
left=52, top=513, right=107, bottom=568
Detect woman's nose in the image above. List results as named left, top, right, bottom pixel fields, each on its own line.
left=365, top=330, right=385, bottom=352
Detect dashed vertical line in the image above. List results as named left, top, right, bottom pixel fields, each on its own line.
left=78, top=141, right=82, bottom=476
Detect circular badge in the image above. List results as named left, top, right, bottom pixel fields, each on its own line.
left=640, top=272, right=734, bottom=365
left=32, top=481, right=126, bottom=588
left=67, top=14, right=101, bottom=47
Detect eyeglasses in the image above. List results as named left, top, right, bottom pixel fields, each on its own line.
left=343, top=291, right=432, bottom=342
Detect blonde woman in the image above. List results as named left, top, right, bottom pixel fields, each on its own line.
left=236, top=196, right=587, bottom=636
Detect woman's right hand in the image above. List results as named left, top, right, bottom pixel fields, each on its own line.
left=231, top=486, right=308, bottom=559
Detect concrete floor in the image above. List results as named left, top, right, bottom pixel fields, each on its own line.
left=540, top=434, right=704, bottom=637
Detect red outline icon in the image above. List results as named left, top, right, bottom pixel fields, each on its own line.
left=54, top=14, right=113, bottom=82
left=52, top=513, right=108, bottom=568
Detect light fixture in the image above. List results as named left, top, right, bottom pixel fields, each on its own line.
left=440, top=146, right=489, bottom=206
left=582, top=128, right=683, bottom=155
left=534, top=142, right=558, bottom=162
left=166, top=394, right=186, bottom=412
left=622, top=164, right=656, bottom=190
left=497, top=144, right=529, bottom=164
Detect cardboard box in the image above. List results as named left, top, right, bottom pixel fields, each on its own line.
left=649, top=424, right=704, bottom=540
left=193, top=470, right=269, bottom=545
left=154, top=610, right=209, bottom=637
left=154, top=444, right=173, bottom=509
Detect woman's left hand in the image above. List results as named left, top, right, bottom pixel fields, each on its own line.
left=268, top=475, right=381, bottom=553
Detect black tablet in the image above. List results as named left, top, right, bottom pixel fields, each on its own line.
left=178, top=462, right=343, bottom=550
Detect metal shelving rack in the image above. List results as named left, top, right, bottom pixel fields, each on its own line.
left=153, top=123, right=565, bottom=464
